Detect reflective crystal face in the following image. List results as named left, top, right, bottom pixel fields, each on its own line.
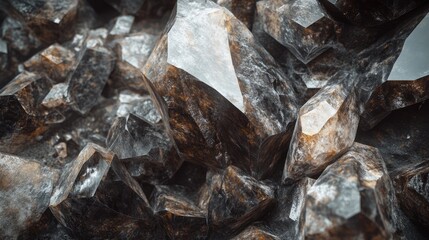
left=0, top=0, right=428, bottom=238
left=168, top=0, right=244, bottom=111
left=305, top=143, right=398, bottom=239
left=388, top=14, right=429, bottom=81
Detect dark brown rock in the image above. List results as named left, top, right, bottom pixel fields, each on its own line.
left=6, top=0, right=79, bottom=43
left=305, top=143, right=400, bottom=239
left=208, top=166, right=275, bottom=235
left=143, top=0, right=303, bottom=174
left=257, top=0, right=338, bottom=64
left=0, top=152, right=59, bottom=239
left=151, top=185, right=208, bottom=239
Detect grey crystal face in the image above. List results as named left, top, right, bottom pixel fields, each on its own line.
left=167, top=0, right=244, bottom=111
left=119, top=33, right=158, bottom=69
left=408, top=172, right=429, bottom=202
left=388, top=14, right=429, bottom=80
left=0, top=40, right=7, bottom=54
left=1, top=0, right=429, bottom=238
left=109, top=15, right=135, bottom=35
left=289, top=0, right=325, bottom=28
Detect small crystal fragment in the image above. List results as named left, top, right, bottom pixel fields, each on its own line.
left=116, top=32, right=158, bottom=69
left=257, top=0, right=337, bottom=63
left=283, top=81, right=360, bottom=181
left=67, top=46, right=114, bottom=114
left=107, top=114, right=181, bottom=184
left=6, top=0, right=79, bottom=43
left=108, top=15, right=135, bottom=36
left=208, top=166, right=275, bottom=234
left=24, top=43, right=76, bottom=83
left=393, top=161, right=429, bottom=229
left=305, top=143, right=399, bottom=239
left=0, top=152, right=59, bottom=239
left=49, top=143, right=114, bottom=206
left=232, top=226, right=280, bottom=240
left=151, top=185, right=209, bottom=239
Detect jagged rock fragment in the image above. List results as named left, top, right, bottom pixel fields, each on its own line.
left=262, top=178, right=313, bottom=239
left=0, top=72, right=53, bottom=152
left=50, top=143, right=114, bottom=206
left=116, top=32, right=158, bottom=69
left=305, top=143, right=399, bottom=239
left=257, top=0, right=337, bottom=63
left=283, top=80, right=359, bottom=181
left=0, top=152, right=59, bottom=239
left=6, top=0, right=79, bottom=43
left=232, top=226, right=280, bottom=240
left=208, top=166, right=275, bottom=234
left=393, top=161, right=429, bottom=230
left=67, top=45, right=114, bottom=114
left=115, top=91, right=161, bottom=123
left=143, top=0, right=302, bottom=172
left=24, top=43, right=76, bottom=83
left=213, top=0, right=256, bottom=29
left=0, top=17, right=43, bottom=61
left=362, top=13, right=429, bottom=129
left=151, top=185, right=208, bottom=239
left=108, top=15, right=134, bottom=36
left=107, top=114, right=181, bottom=184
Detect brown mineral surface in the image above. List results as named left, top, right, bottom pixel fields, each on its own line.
left=0, top=0, right=428, bottom=239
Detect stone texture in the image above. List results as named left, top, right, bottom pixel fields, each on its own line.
left=0, top=152, right=59, bottom=239
left=67, top=45, right=114, bottom=114
left=305, top=143, right=399, bottom=239
left=5, top=0, right=79, bottom=43
left=357, top=103, right=429, bottom=174
left=361, top=13, right=429, bottom=129
left=0, top=71, right=53, bottom=152
left=107, top=114, right=182, bottom=185
left=24, top=43, right=76, bottom=83
left=0, top=0, right=428, bottom=238
left=151, top=185, right=209, bottom=239
left=319, top=0, right=425, bottom=27
left=213, top=0, right=256, bottom=29
left=208, top=166, right=275, bottom=235
left=108, top=15, right=134, bottom=36
left=49, top=143, right=114, bottom=206
left=393, top=161, right=429, bottom=230
left=104, top=0, right=175, bottom=18
left=283, top=79, right=360, bottom=181
left=262, top=178, right=313, bottom=240
left=257, top=0, right=337, bottom=64
left=143, top=0, right=303, bottom=173
left=232, top=225, right=280, bottom=240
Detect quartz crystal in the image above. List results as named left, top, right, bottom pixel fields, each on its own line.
left=151, top=185, right=209, bottom=239
left=393, top=161, right=429, bottom=230
left=305, top=143, right=399, bottom=239
left=143, top=0, right=303, bottom=173
left=107, top=114, right=181, bottom=184
left=257, top=0, right=337, bottom=64
left=0, top=0, right=428, bottom=238
left=0, top=152, right=58, bottom=239
left=208, top=166, right=275, bottom=234
left=284, top=79, right=360, bottom=181
left=5, top=0, right=79, bottom=43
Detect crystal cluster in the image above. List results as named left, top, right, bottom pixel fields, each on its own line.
left=0, top=0, right=428, bottom=239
